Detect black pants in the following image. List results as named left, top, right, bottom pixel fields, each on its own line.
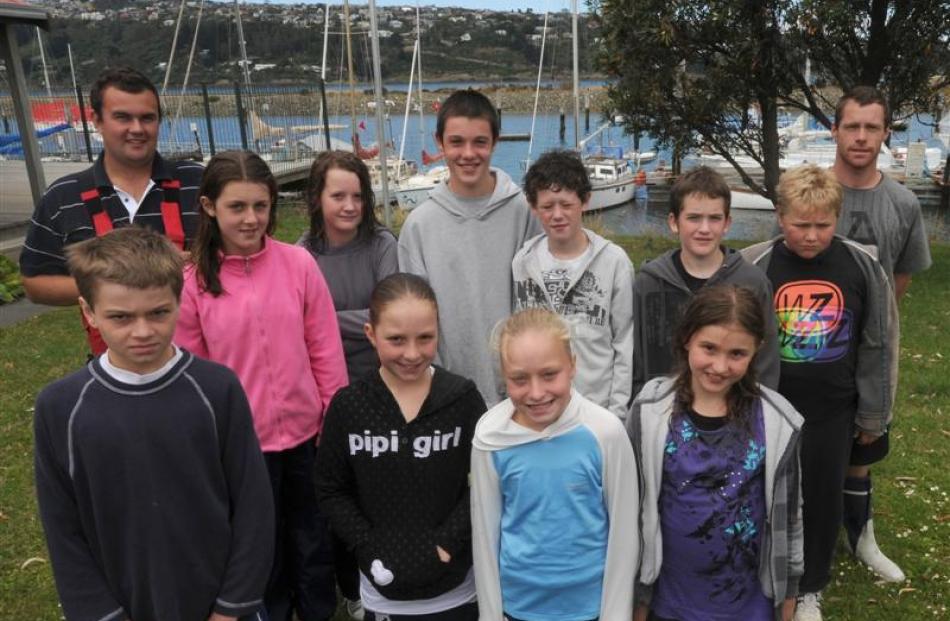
left=799, top=411, right=853, bottom=593
left=263, top=438, right=336, bottom=621
left=366, top=601, right=479, bottom=620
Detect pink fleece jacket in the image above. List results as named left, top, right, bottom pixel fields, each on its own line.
left=175, top=237, right=348, bottom=452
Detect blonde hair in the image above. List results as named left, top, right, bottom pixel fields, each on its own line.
left=66, top=227, right=184, bottom=308
left=494, top=308, right=573, bottom=369
left=776, top=164, right=843, bottom=218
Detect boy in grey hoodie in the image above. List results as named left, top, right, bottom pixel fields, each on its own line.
left=398, top=90, right=540, bottom=405
left=632, top=166, right=780, bottom=398
left=512, top=150, right=634, bottom=417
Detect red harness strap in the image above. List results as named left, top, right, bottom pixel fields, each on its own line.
left=78, top=179, right=185, bottom=354
left=158, top=179, right=185, bottom=250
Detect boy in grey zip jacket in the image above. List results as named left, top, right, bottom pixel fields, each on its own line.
left=632, top=247, right=780, bottom=396
left=627, top=377, right=804, bottom=621
left=632, top=167, right=780, bottom=399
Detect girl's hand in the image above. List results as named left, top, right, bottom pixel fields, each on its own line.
left=207, top=614, right=237, bottom=621
left=781, top=597, right=796, bottom=621
left=633, top=605, right=649, bottom=621
left=436, top=545, right=451, bottom=563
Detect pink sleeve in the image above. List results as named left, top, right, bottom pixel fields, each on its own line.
left=302, top=258, right=349, bottom=420
left=173, top=269, right=210, bottom=359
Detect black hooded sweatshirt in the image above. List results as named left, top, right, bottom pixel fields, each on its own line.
left=314, top=366, right=487, bottom=601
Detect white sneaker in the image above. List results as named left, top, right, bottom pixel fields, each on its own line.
left=854, top=519, right=906, bottom=582
left=344, top=597, right=365, bottom=621
left=794, top=592, right=823, bottom=621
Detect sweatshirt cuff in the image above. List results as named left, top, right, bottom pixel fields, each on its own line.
left=854, top=411, right=887, bottom=435
left=213, top=596, right=264, bottom=618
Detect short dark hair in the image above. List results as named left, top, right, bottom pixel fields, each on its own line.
left=523, top=149, right=592, bottom=205
left=435, top=89, right=499, bottom=143
left=834, top=86, right=890, bottom=129
left=669, top=166, right=731, bottom=217
left=306, top=150, right=378, bottom=245
left=90, top=66, right=161, bottom=119
left=67, top=227, right=184, bottom=309
left=369, top=273, right=438, bottom=327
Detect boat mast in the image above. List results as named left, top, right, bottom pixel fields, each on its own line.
left=342, top=0, right=358, bottom=149
left=415, top=3, right=425, bottom=152
left=162, top=0, right=187, bottom=96
left=318, top=2, right=331, bottom=143
left=367, top=0, right=391, bottom=224
left=234, top=0, right=252, bottom=88
left=527, top=11, right=548, bottom=165
left=571, top=0, right=580, bottom=150
left=397, top=38, right=418, bottom=174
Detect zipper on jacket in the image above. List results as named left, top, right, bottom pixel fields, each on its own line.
left=244, top=256, right=251, bottom=274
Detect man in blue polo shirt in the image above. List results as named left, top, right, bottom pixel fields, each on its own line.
left=20, top=66, right=203, bottom=352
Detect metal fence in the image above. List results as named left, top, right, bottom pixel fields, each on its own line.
left=0, top=81, right=343, bottom=164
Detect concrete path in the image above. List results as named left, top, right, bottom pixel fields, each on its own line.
left=0, top=297, right=58, bottom=329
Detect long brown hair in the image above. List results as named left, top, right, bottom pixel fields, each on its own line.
left=672, top=285, right=764, bottom=423
left=191, top=150, right=278, bottom=296
left=305, top=150, right=377, bottom=247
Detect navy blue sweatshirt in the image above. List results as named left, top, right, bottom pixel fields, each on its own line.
left=34, top=351, right=274, bottom=621
left=314, top=366, right=486, bottom=601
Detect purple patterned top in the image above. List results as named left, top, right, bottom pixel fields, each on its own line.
left=652, top=403, right=772, bottom=621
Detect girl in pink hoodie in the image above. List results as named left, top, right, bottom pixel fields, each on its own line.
left=175, top=150, right=348, bottom=621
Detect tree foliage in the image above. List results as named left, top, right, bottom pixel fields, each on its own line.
left=782, top=0, right=950, bottom=129
left=594, top=0, right=950, bottom=198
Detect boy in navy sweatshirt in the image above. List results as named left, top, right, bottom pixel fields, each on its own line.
left=33, top=227, right=274, bottom=621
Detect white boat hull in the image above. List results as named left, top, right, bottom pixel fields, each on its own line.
left=587, top=177, right=637, bottom=211
left=730, top=189, right=774, bottom=211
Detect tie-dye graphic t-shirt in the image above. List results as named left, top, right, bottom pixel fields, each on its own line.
left=652, top=404, right=772, bottom=621
left=766, top=238, right=866, bottom=422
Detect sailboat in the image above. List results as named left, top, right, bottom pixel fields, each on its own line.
left=570, top=0, right=636, bottom=211
left=392, top=6, right=449, bottom=210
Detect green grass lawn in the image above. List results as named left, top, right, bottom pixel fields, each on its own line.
left=1, top=207, right=947, bottom=619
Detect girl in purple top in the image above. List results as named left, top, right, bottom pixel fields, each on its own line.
left=627, top=285, right=803, bottom=621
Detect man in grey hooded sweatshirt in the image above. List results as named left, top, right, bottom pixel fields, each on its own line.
left=398, top=90, right=541, bottom=405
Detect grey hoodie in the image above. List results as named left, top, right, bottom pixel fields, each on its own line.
left=398, top=168, right=541, bottom=405
left=741, top=235, right=898, bottom=433
left=512, top=229, right=634, bottom=417
left=627, top=377, right=804, bottom=619
left=632, top=247, right=781, bottom=397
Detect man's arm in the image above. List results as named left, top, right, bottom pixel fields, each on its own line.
left=893, top=273, right=911, bottom=300
left=22, top=274, right=80, bottom=306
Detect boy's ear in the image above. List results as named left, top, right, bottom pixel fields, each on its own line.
left=667, top=212, right=679, bottom=234
left=78, top=296, right=97, bottom=329
left=433, top=131, right=443, bottom=152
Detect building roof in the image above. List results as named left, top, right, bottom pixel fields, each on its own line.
left=0, top=0, right=49, bottom=28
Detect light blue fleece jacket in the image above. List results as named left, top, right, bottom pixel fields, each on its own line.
left=471, top=391, right=639, bottom=620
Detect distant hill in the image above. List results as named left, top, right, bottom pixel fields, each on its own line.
left=12, top=1, right=601, bottom=88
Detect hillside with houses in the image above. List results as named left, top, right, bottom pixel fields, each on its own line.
left=8, top=0, right=601, bottom=88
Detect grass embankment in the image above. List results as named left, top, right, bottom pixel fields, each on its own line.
left=1, top=206, right=947, bottom=619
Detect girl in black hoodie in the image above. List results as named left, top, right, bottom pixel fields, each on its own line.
left=315, top=273, right=487, bottom=621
